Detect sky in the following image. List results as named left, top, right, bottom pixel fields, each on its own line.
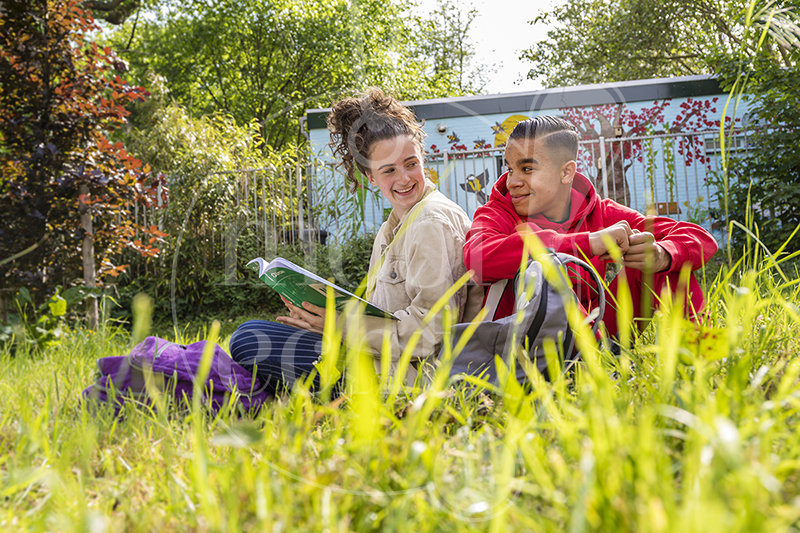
left=414, top=0, right=556, bottom=94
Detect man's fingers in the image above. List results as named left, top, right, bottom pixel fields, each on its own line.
left=625, top=243, right=648, bottom=256
left=629, top=231, right=654, bottom=245
left=617, top=231, right=630, bottom=252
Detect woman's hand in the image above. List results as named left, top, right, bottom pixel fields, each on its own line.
left=276, top=296, right=327, bottom=334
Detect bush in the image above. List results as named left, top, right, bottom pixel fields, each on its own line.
left=112, top=234, right=377, bottom=329
left=721, top=62, right=800, bottom=256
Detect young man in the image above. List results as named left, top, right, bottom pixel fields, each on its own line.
left=464, top=116, right=718, bottom=338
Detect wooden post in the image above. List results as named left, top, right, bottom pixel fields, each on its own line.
left=0, top=289, right=7, bottom=323
left=599, top=136, right=609, bottom=199
left=297, top=162, right=305, bottom=238
left=79, top=184, right=98, bottom=329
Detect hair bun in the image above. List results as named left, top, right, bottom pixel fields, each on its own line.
left=328, top=88, right=426, bottom=193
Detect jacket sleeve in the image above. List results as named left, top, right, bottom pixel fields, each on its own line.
left=603, top=200, right=718, bottom=271
left=464, top=200, right=592, bottom=284
left=352, top=216, right=468, bottom=363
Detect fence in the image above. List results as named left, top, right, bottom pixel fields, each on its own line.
left=128, top=164, right=312, bottom=280
left=131, top=129, right=748, bottom=263
left=310, top=129, right=747, bottom=242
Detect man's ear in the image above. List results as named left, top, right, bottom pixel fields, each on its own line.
left=561, top=160, right=577, bottom=184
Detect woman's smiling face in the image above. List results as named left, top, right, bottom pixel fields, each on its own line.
left=366, top=135, right=427, bottom=218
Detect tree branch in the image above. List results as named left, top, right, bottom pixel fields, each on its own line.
left=85, top=0, right=140, bottom=25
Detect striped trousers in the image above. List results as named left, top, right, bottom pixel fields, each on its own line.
left=229, top=320, right=326, bottom=396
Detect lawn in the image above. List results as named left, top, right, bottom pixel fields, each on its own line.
left=1, top=251, right=800, bottom=532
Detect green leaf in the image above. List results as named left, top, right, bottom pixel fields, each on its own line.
left=48, top=295, right=67, bottom=317
left=17, top=287, right=33, bottom=306
left=62, top=286, right=98, bottom=308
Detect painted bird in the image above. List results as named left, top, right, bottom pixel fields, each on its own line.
left=459, top=169, right=490, bottom=204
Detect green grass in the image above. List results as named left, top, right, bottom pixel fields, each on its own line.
left=2, top=251, right=800, bottom=532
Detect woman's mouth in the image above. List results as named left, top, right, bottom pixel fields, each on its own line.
left=394, top=183, right=416, bottom=196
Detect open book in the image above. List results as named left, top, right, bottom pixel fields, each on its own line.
left=247, top=257, right=397, bottom=320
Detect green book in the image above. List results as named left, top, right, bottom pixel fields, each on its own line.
left=247, top=257, right=397, bottom=320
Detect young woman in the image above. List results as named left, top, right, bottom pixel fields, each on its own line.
left=229, top=89, right=483, bottom=395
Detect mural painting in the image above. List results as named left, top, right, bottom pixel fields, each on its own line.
left=305, top=78, right=741, bottom=236
left=428, top=114, right=530, bottom=210
left=428, top=100, right=735, bottom=225
left=458, top=169, right=490, bottom=204
left=560, top=98, right=738, bottom=209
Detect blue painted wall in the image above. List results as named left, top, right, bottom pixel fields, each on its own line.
left=306, top=75, right=749, bottom=240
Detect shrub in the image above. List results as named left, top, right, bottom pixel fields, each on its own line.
left=721, top=62, right=800, bottom=256
left=112, top=234, right=376, bottom=328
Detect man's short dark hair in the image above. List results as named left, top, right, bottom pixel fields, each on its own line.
left=508, top=116, right=579, bottom=164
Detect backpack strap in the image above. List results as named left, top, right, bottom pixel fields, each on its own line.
left=554, top=253, right=606, bottom=336
left=482, top=279, right=508, bottom=321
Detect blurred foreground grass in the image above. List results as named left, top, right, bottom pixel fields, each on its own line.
left=1, top=251, right=800, bottom=533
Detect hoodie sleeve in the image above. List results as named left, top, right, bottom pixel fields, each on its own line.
left=602, top=200, right=718, bottom=271
left=465, top=200, right=593, bottom=284
left=464, top=199, right=526, bottom=284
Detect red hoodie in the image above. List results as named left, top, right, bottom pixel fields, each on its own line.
left=464, top=171, right=718, bottom=321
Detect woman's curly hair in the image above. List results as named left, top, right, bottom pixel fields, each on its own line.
left=328, top=88, right=426, bottom=193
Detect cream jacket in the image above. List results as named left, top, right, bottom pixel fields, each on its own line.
left=344, top=181, right=483, bottom=369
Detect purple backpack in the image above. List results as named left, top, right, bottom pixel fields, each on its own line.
left=82, top=336, right=269, bottom=413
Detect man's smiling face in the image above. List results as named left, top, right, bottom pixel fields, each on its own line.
left=504, top=136, right=575, bottom=221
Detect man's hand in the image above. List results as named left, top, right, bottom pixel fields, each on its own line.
left=276, top=296, right=327, bottom=334
left=590, top=220, right=633, bottom=259
left=622, top=230, right=672, bottom=273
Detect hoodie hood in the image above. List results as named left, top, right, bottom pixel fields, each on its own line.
left=489, top=171, right=599, bottom=232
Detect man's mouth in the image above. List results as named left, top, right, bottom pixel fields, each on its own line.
left=510, top=194, right=530, bottom=203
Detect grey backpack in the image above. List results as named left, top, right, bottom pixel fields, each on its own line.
left=446, top=251, right=605, bottom=385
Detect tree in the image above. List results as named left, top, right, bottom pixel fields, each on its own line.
left=104, top=0, right=488, bottom=150
left=411, top=0, right=488, bottom=95
left=0, top=0, right=161, bottom=317
left=522, top=0, right=800, bottom=88
left=105, top=0, right=434, bottom=150
left=84, top=0, right=142, bottom=24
